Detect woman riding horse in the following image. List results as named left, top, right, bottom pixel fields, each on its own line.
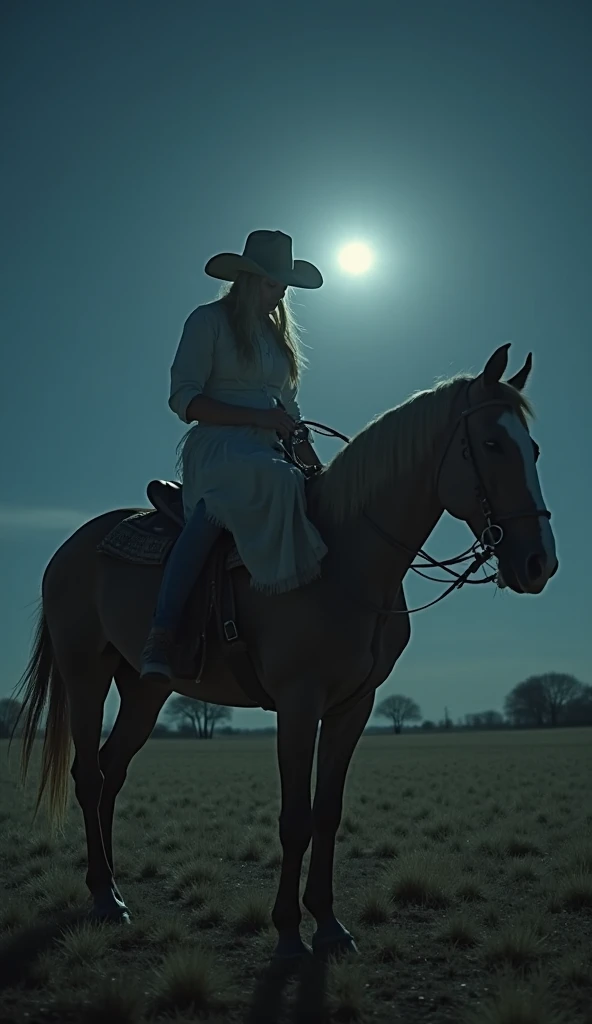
left=141, top=230, right=326, bottom=683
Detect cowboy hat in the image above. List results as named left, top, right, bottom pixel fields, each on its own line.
left=205, top=230, right=323, bottom=289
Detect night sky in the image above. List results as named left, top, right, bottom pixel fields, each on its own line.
left=2, top=0, right=590, bottom=726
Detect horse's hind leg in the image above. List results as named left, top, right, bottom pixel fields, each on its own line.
left=67, top=648, right=126, bottom=921
left=98, top=660, right=169, bottom=905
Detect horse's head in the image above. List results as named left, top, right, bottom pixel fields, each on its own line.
left=437, top=345, right=557, bottom=594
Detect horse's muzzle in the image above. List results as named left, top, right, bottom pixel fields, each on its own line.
left=497, top=545, right=558, bottom=594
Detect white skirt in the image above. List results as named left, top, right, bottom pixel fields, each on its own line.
left=180, top=424, right=328, bottom=594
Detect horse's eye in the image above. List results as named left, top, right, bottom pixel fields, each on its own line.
left=484, top=439, right=502, bottom=453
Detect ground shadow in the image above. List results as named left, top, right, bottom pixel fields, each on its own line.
left=0, top=910, right=89, bottom=990
left=245, top=955, right=328, bottom=1024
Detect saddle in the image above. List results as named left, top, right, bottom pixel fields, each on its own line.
left=98, top=481, right=274, bottom=711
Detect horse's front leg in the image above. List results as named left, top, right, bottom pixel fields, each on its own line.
left=302, top=693, right=374, bottom=958
left=271, top=689, right=323, bottom=961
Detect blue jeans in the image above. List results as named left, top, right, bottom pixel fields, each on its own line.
left=153, top=500, right=222, bottom=632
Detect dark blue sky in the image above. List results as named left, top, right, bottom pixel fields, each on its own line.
left=1, top=0, right=590, bottom=726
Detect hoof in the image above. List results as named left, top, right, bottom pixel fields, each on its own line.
left=90, top=886, right=131, bottom=924
left=312, top=921, right=358, bottom=960
left=272, top=935, right=314, bottom=963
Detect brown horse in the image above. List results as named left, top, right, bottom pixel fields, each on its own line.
left=16, top=345, right=557, bottom=960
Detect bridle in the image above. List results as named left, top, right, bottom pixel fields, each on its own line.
left=438, top=389, right=552, bottom=551
left=284, top=385, right=551, bottom=616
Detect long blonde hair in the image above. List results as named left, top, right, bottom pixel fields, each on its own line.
left=219, top=272, right=303, bottom=385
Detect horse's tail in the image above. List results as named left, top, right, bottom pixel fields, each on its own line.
left=12, top=606, right=71, bottom=827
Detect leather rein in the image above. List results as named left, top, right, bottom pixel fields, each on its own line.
left=284, top=388, right=551, bottom=616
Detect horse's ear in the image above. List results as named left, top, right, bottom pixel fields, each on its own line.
left=507, top=352, right=532, bottom=391
left=482, top=344, right=511, bottom=387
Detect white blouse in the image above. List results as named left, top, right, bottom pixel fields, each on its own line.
left=169, top=299, right=301, bottom=425
left=168, top=299, right=327, bottom=595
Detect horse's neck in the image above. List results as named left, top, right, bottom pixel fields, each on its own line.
left=316, top=467, right=443, bottom=601
left=361, top=471, right=443, bottom=595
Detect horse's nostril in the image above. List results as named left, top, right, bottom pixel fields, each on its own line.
left=526, top=553, right=544, bottom=582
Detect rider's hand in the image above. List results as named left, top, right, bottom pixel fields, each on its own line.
left=252, top=407, right=297, bottom=440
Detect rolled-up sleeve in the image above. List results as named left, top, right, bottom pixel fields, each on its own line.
left=280, top=380, right=302, bottom=422
left=169, top=306, right=216, bottom=424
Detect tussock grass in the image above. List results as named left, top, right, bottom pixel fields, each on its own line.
left=436, top=912, right=479, bottom=947
left=182, top=882, right=209, bottom=908
left=550, top=871, right=592, bottom=911
left=423, top=817, right=454, bottom=841
left=483, top=906, right=501, bottom=929
left=341, top=814, right=360, bottom=834
left=505, top=834, right=543, bottom=858
left=3, top=730, right=592, bottom=1023
left=386, top=851, right=454, bottom=907
left=264, top=849, right=282, bottom=869
left=567, top=840, right=592, bottom=874
left=27, top=837, right=55, bottom=858
left=463, top=974, right=566, bottom=1024
left=476, top=831, right=508, bottom=859
left=152, top=947, right=224, bottom=1014
left=373, top=839, right=399, bottom=859
left=161, top=835, right=182, bottom=852
left=194, top=901, right=225, bottom=928
left=371, top=927, right=407, bottom=963
left=482, top=919, right=545, bottom=969
left=456, top=876, right=488, bottom=901
left=169, top=858, right=224, bottom=896
left=237, top=836, right=264, bottom=861
left=233, top=895, right=269, bottom=934
left=327, top=959, right=367, bottom=1021
left=0, top=900, right=36, bottom=932
left=136, top=854, right=164, bottom=880
left=555, top=949, right=592, bottom=989
left=358, top=889, right=391, bottom=925
left=28, top=866, right=88, bottom=911
left=508, top=856, right=541, bottom=883
left=57, top=921, right=111, bottom=965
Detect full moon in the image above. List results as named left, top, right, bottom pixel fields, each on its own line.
left=338, top=241, right=374, bottom=275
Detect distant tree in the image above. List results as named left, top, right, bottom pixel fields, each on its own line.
left=166, top=696, right=233, bottom=739
left=562, top=684, right=592, bottom=727
left=543, top=673, right=584, bottom=727
left=505, top=677, right=547, bottom=727
left=421, top=720, right=435, bottom=731
left=464, top=710, right=505, bottom=730
left=177, top=723, right=198, bottom=738
left=505, top=674, right=584, bottom=728
left=375, top=694, right=422, bottom=735
left=0, top=698, right=22, bottom=739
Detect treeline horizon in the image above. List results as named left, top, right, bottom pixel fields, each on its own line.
left=1, top=672, right=589, bottom=741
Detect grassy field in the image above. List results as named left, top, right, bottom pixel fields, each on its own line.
left=1, top=729, right=591, bottom=1024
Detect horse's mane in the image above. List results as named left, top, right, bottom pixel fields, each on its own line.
left=315, top=375, right=533, bottom=524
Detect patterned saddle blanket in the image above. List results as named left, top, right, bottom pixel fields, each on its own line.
left=97, top=479, right=242, bottom=570
left=96, top=481, right=254, bottom=691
